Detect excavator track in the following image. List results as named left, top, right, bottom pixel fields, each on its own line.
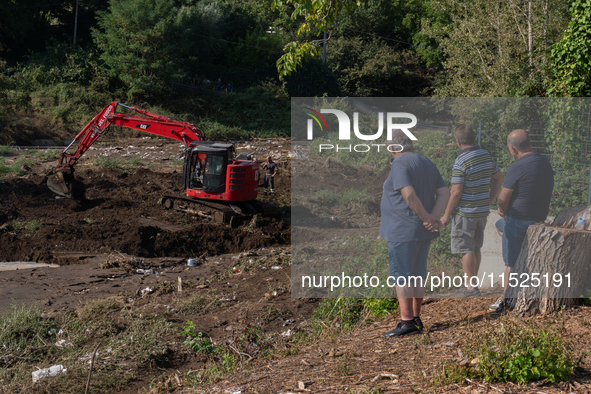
left=161, top=195, right=280, bottom=228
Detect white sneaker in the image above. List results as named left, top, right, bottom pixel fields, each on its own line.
left=489, top=295, right=504, bottom=311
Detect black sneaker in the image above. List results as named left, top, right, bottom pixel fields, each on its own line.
left=383, top=322, right=421, bottom=338
left=459, top=287, right=481, bottom=298
left=413, top=317, right=424, bottom=333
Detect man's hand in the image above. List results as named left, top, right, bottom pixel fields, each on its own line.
left=440, top=214, right=450, bottom=228
left=497, top=207, right=505, bottom=219
left=423, top=214, right=442, bottom=232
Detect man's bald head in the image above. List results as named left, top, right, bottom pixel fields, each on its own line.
left=507, top=129, right=531, bottom=152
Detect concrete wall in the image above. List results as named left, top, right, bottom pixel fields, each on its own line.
left=479, top=210, right=505, bottom=287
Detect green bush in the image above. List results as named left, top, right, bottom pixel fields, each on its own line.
left=182, top=321, right=220, bottom=355
left=311, top=297, right=397, bottom=334
left=285, top=59, right=341, bottom=98
left=327, top=37, right=421, bottom=96
left=464, top=319, right=582, bottom=384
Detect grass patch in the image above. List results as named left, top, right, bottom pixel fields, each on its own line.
left=0, top=156, right=36, bottom=177
left=310, top=298, right=397, bottom=335
left=432, top=360, right=472, bottom=387
left=94, top=156, right=145, bottom=171
left=0, top=299, right=179, bottom=393
left=178, top=295, right=206, bottom=315
left=314, top=188, right=374, bottom=212
left=24, top=149, right=60, bottom=161
left=462, top=317, right=582, bottom=384
left=181, top=321, right=277, bottom=385
left=0, top=145, right=14, bottom=154
left=12, top=218, right=44, bottom=233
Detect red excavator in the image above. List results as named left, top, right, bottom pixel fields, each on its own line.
left=47, top=101, right=274, bottom=227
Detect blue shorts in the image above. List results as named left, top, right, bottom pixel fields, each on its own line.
left=388, top=239, right=432, bottom=284
left=496, top=217, right=535, bottom=268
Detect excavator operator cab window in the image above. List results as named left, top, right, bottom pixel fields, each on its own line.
left=205, top=155, right=224, bottom=176
left=201, top=152, right=227, bottom=193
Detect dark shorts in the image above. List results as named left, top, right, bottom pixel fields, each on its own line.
left=388, top=239, right=432, bottom=285
left=496, top=216, right=535, bottom=268
left=450, top=214, right=487, bottom=254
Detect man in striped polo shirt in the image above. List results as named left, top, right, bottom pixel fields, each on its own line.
left=441, top=125, right=504, bottom=297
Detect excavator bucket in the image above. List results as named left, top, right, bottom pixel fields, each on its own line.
left=47, top=171, right=85, bottom=200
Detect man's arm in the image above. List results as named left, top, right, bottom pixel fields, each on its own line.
left=401, top=185, right=449, bottom=232
left=400, top=185, right=430, bottom=221
left=497, top=187, right=513, bottom=218
left=432, top=186, right=451, bottom=217
left=490, top=170, right=504, bottom=205
left=423, top=186, right=451, bottom=231
left=440, top=183, right=463, bottom=227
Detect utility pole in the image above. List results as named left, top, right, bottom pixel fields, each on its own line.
left=73, top=0, right=79, bottom=49
left=322, top=30, right=327, bottom=65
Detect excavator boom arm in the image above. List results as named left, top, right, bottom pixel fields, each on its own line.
left=55, top=101, right=204, bottom=172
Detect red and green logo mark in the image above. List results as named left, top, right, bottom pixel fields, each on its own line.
left=304, top=108, right=329, bottom=133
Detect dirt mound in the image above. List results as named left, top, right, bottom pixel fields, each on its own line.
left=0, top=166, right=289, bottom=264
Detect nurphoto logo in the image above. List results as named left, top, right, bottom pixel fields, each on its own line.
left=305, top=108, right=418, bottom=153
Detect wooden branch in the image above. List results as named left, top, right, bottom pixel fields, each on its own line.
left=85, top=344, right=100, bottom=394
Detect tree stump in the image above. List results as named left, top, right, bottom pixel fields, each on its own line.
left=510, top=205, right=591, bottom=316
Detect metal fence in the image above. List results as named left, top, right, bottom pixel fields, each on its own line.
left=477, top=110, right=591, bottom=214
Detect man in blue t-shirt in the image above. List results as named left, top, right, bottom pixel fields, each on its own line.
left=490, top=129, right=554, bottom=314
left=381, top=130, right=450, bottom=337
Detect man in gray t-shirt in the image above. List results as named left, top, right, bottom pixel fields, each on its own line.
left=490, top=129, right=554, bottom=314
left=381, top=131, right=450, bottom=338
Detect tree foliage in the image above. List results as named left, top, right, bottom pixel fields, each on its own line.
left=327, top=37, right=429, bottom=96
left=0, top=0, right=109, bottom=62
left=546, top=0, right=591, bottom=97
left=284, top=59, right=341, bottom=97
left=93, top=0, right=199, bottom=100
left=0, top=0, right=53, bottom=61
left=424, top=0, right=569, bottom=96
left=271, top=0, right=360, bottom=79
left=335, top=0, right=448, bottom=68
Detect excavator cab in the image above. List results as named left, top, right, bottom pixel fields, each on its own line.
left=183, top=141, right=258, bottom=202
left=184, top=143, right=231, bottom=193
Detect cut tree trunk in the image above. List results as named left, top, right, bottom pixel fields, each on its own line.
left=510, top=205, right=591, bottom=316
left=551, top=204, right=591, bottom=230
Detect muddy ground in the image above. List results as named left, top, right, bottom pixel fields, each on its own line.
left=0, top=138, right=316, bottom=390
left=2, top=138, right=591, bottom=394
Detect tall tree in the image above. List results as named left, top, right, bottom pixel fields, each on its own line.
left=93, top=0, right=199, bottom=100
left=424, top=0, right=569, bottom=96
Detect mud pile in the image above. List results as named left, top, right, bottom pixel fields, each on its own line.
left=0, top=167, right=289, bottom=264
